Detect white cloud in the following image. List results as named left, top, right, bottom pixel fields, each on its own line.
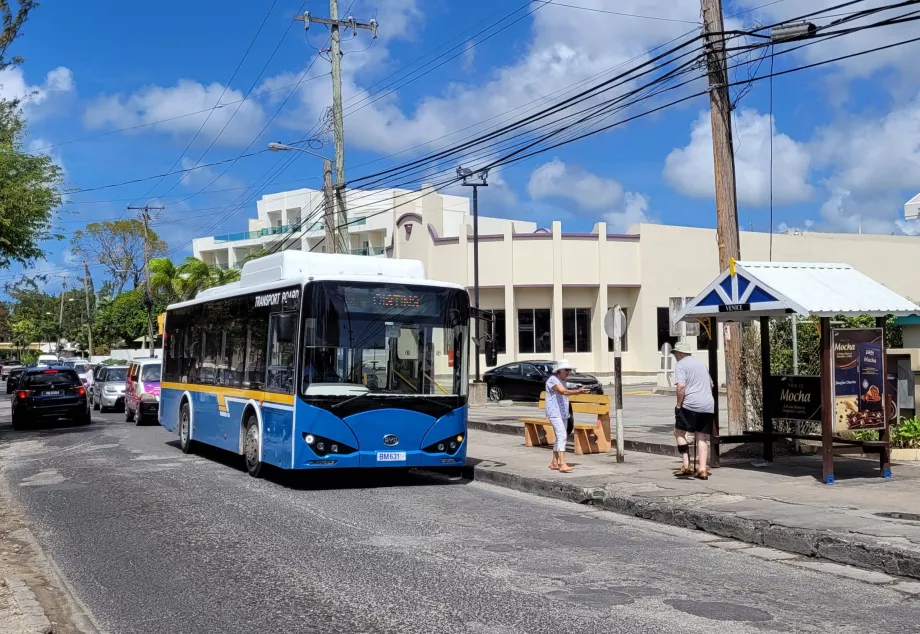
left=83, top=79, right=267, bottom=147
left=28, top=137, right=66, bottom=176
left=526, top=158, right=652, bottom=231
left=271, top=0, right=703, bottom=156
left=604, top=191, right=653, bottom=233
left=461, top=40, right=476, bottom=71
left=664, top=109, right=813, bottom=206
left=811, top=93, right=920, bottom=193
left=528, top=158, right=623, bottom=209
left=0, top=65, right=75, bottom=114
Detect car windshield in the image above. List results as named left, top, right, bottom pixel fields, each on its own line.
left=73, top=363, right=89, bottom=373
left=106, top=368, right=128, bottom=381
left=141, top=365, right=161, bottom=382
left=301, top=281, right=470, bottom=398
left=62, top=361, right=75, bottom=368
left=24, top=370, right=80, bottom=388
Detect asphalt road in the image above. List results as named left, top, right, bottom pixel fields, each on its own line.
left=0, top=403, right=918, bottom=633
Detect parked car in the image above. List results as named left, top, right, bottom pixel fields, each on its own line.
left=125, top=359, right=161, bottom=425
left=5, top=367, right=26, bottom=394
left=11, top=367, right=90, bottom=430
left=483, top=360, right=603, bottom=402
left=92, top=365, right=128, bottom=412
left=1, top=359, right=23, bottom=380
left=70, top=361, right=92, bottom=387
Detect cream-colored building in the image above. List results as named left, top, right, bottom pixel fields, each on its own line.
left=193, top=186, right=535, bottom=269
left=391, top=187, right=920, bottom=381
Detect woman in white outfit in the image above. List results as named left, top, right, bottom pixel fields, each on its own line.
left=545, top=359, right=588, bottom=473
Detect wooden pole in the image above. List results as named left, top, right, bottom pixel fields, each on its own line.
left=613, top=305, right=625, bottom=463
left=323, top=159, right=336, bottom=253
left=820, top=317, right=835, bottom=485
left=702, top=0, right=743, bottom=435
left=707, top=317, right=720, bottom=468
left=760, top=316, right=773, bottom=463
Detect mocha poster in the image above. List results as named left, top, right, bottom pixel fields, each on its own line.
left=832, top=328, right=886, bottom=432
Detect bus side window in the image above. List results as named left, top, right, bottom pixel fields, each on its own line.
left=266, top=313, right=295, bottom=394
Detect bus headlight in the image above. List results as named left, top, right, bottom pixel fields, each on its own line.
left=423, top=434, right=464, bottom=455
left=302, top=432, right=356, bottom=457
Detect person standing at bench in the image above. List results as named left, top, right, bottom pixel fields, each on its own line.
left=546, top=360, right=588, bottom=473
left=671, top=342, right=714, bottom=480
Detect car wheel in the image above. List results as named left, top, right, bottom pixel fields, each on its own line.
left=11, top=412, right=26, bottom=431
left=179, top=402, right=195, bottom=454
left=488, top=384, right=503, bottom=402
left=243, top=414, right=263, bottom=478
left=135, top=411, right=145, bottom=426
left=76, top=410, right=91, bottom=426
left=125, top=404, right=135, bottom=423
left=93, top=395, right=100, bottom=411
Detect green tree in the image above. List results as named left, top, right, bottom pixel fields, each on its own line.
left=10, top=317, right=36, bottom=353
left=71, top=219, right=167, bottom=295
left=94, top=288, right=164, bottom=349
left=149, top=256, right=240, bottom=303
left=0, top=1, right=63, bottom=269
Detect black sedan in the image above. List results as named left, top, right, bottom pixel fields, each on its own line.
left=483, top=361, right=603, bottom=402
left=11, top=367, right=91, bottom=430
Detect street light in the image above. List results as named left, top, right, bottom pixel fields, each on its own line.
left=267, top=143, right=343, bottom=254
left=458, top=166, right=489, bottom=383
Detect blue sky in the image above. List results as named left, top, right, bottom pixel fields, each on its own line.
left=4, top=0, right=920, bottom=292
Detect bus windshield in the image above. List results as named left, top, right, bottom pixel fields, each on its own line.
left=301, top=282, right=469, bottom=398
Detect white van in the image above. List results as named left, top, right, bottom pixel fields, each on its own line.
left=37, top=354, right=60, bottom=365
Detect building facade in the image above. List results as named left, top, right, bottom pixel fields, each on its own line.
left=391, top=188, right=920, bottom=380
left=192, top=186, right=536, bottom=269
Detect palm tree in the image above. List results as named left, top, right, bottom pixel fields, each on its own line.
left=149, top=258, right=181, bottom=304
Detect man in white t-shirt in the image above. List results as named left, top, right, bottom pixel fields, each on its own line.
left=671, top=342, right=715, bottom=480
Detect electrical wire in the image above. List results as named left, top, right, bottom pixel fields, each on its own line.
left=532, top=0, right=701, bottom=24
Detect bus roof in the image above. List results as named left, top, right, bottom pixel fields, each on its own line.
left=168, top=252, right=464, bottom=310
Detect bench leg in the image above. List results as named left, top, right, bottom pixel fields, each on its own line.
left=543, top=423, right=556, bottom=447
left=596, top=414, right=612, bottom=453
left=573, top=429, right=589, bottom=455
left=524, top=423, right=544, bottom=447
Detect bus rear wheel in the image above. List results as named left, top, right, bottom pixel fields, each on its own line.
left=244, top=415, right=263, bottom=478
left=179, top=403, right=195, bottom=454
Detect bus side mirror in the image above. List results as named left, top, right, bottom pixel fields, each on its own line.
left=485, top=339, right=498, bottom=367
left=277, top=313, right=296, bottom=343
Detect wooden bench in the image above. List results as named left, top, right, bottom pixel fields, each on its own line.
left=520, top=392, right=612, bottom=454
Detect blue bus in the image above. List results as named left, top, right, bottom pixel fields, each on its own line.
left=160, top=251, right=470, bottom=477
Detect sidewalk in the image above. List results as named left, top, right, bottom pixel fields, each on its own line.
left=469, top=387, right=728, bottom=456
left=464, top=428, right=920, bottom=581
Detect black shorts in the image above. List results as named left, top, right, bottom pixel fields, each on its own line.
left=675, top=407, right=714, bottom=435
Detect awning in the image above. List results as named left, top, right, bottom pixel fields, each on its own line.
left=676, top=261, right=918, bottom=323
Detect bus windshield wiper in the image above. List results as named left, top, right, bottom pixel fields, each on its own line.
left=330, top=390, right=379, bottom=409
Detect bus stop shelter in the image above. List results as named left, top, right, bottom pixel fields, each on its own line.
left=675, top=261, right=919, bottom=484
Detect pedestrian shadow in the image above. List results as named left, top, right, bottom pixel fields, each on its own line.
left=163, top=439, right=473, bottom=491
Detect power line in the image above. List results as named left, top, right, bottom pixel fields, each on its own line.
left=533, top=0, right=701, bottom=24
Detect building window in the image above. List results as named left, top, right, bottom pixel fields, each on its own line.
left=489, top=309, right=506, bottom=354
left=657, top=307, right=678, bottom=351
left=563, top=308, right=591, bottom=353
left=518, top=309, right=551, bottom=354
left=608, top=307, right=629, bottom=352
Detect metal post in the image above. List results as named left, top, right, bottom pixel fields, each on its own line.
left=57, top=280, right=66, bottom=356
left=791, top=314, right=799, bottom=374
left=472, top=185, right=480, bottom=382
left=83, top=261, right=93, bottom=357
left=613, top=305, right=625, bottom=462
left=820, top=317, right=835, bottom=484
left=760, top=316, right=773, bottom=463
left=707, top=317, right=720, bottom=468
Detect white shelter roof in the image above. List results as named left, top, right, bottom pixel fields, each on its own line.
left=676, top=261, right=918, bottom=322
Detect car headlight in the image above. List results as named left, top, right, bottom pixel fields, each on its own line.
left=140, top=392, right=159, bottom=402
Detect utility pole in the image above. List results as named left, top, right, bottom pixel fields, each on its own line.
left=127, top=204, right=164, bottom=357
left=83, top=261, right=94, bottom=358
left=323, top=159, right=336, bottom=253
left=702, top=0, right=743, bottom=435
left=57, top=279, right=67, bottom=356
left=297, top=3, right=378, bottom=254
left=458, top=167, right=488, bottom=382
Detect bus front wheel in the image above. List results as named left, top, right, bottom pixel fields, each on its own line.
left=179, top=403, right=195, bottom=454
left=244, top=415, right=263, bottom=478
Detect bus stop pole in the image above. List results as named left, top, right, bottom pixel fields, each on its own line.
left=613, top=305, right=624, bottom=463
left=708, top=317, right=720, bottom=468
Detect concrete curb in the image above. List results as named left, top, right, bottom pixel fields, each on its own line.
left=6, top=576, right=52, bottom=634
left=467, top=419, right=680, bottom=457
left=464, top=463, right=920, bottom=581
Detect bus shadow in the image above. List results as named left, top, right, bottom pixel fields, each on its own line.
left=164, top=439, right=472, bottom=491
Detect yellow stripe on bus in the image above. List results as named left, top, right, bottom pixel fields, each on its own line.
left=160, top=382, right=296, bottom=407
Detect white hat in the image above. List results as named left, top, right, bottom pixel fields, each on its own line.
left=554, top=359, right=575, bottom=373
left=671, top=342, right=693, bottom=355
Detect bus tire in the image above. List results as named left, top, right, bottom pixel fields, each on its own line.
left=244, top=415, right=263, bottom=478
left=179, top=402, right=195, bottom=454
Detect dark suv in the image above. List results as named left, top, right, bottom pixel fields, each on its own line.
left=483, top=361, right=603, bottom=402
left=11, top=368, right=91, bottom=430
